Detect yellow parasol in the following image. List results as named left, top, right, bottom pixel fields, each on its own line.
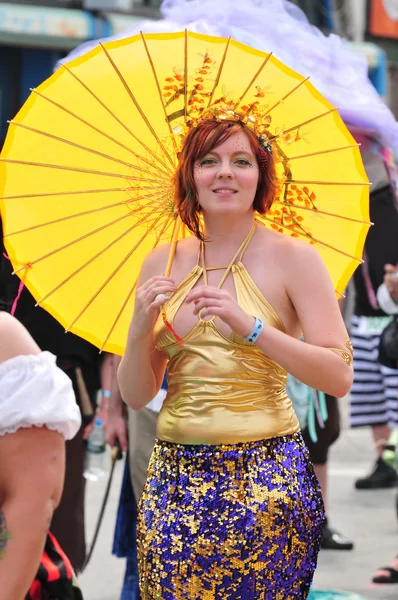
left=0, top=31, right=370, bottom=355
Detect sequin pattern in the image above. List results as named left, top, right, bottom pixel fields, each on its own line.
left=137, top=432, right=325, bottom=599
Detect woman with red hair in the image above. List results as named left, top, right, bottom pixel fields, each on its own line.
left=118, top=118, right=353, bottom=599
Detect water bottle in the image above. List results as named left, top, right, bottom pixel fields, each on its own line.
left=84, top=417, right=106, bottom=481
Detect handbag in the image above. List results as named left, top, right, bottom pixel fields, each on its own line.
left=379, top=316, right=398, bottom=367
left=27, top=532, right=84, bottom=600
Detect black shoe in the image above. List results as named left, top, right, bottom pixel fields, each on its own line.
left=320, top=521, right=354, bottom=551
left=355, top=457, right=398, bottom=490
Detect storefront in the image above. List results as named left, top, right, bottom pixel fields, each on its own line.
left=0, top=2, right=151, bottom=144
left=350, top=40, right=388, bottom=98
left=0, top=2, right=106, bottom=143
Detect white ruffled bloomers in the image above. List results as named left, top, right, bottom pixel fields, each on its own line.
left=377, top=283, right=398, bottom=316
left=0, top=351, right=81, bottom=440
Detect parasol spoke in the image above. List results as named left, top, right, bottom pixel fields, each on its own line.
left=99, top=43, right=176, bottom=169
left=0, top=186, right=154, bottom=202
left=287, top=144, right=360, bottom=162
left=8, top=121, right=166, bottom=181
left=164, top=217, right=181, bottom=277
left=36, top=209, right=167, bottom=307
left=99, top=214, right=173, bottom=351
left=207, top=37, right=232, bottom=108
left=30, top=88, right=169, bottom=180
left=268, top=108, right=339, bottom=141
left=7, top=120, right=169, bottom=182
left=273, top=200, right=373, bottom=225
left=61, top=63, right=173, bottom=178
left=12, top=194, right=166, bottom=273
left=0, top=157, right=164, bottom=184
left=260, top=215, right=364, bottom=262
left=102, top=280, right=138, bottom=352
left=66, top=209, right=170, bottom=332
left=5, top=193, right=158, bottom=236
left=140, top=32, right=179, bottom=155
left=233, top=52, right=273, bottom=111
left=13, top=213, right=130, bottom=273
left=262, top=76, right=310, bottom=117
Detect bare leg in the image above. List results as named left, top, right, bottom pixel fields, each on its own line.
left=372, top=424, right=391, bottom=456
left=314, top=462, right=354, bottom=549
left=313, top=463, right=328, bottom=512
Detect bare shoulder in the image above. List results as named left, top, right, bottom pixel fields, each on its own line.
left=0, top=312, right=40, bottom=364
left=141, top=242, right=172, bottom=277
left=139, top=236, right=198, bottom=281
left=268, top=233, right=335, bottom=303
left=283, top=236, right=323, bottom=267
left=259, top=228, right=324, bottom=270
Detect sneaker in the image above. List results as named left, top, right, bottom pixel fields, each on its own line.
left=355, top=457, right=398, bottom=490
left=320, top=519, right=354, bottom=551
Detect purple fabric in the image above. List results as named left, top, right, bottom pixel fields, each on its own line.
left=137, top=433, right=325, bottom=598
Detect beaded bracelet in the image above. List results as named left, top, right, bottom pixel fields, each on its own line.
left=244, top=317, right=264, bottom=343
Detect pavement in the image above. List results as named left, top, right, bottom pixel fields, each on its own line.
left=78, top=403, right=398, bottom=600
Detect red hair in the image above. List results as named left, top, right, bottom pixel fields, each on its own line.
left=174, top=119, right=278, bottom=240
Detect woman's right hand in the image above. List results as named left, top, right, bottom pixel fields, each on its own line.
left=129, top=276, right=176, bottom=339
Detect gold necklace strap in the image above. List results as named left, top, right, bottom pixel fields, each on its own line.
left=205, top=266, right=230, bottom=271
left=196, top=240, right=202, bottom=266
left=237, top=223, right=257, bottom=263
left=197, top=223, right=256, bottom=323
left=199, top=240, right=208, bottom=286
left=199, top=223, right=256, bottom=276
left=216, top=223, right=256, bottom=290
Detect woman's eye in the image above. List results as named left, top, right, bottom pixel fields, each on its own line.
left=199, top=158, right=217, bottom=166
left=235, top=158, right=251, bottom=166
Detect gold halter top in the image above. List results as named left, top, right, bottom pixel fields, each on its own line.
left=153, top=225, right=300, bottom=445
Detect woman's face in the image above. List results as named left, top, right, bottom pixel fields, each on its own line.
left=193, top=130, right=259, bottom=216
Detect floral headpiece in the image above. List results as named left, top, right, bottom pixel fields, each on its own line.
left=171, top=101, right=274, bottom=158
left=161, top=50, right=317, bottom=241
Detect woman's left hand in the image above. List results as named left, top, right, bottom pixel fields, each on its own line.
left=186, top=285, right=255, bottom=338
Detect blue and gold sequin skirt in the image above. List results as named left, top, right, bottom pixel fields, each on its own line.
left=137, top=432, right=325, bottom=599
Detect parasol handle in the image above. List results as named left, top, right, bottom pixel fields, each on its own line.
left=164, top=216, right=181, bottom=277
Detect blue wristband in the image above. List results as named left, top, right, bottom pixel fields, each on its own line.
left=244, top=317, right=264, bottom=343
left=102, top=389, right=112, bottom=399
